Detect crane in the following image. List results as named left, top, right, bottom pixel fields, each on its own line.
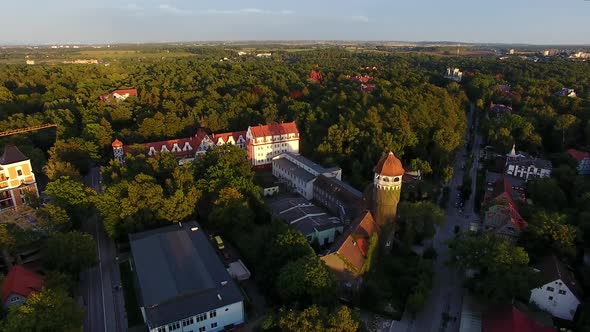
left=0, top=123, right=57, bottom=138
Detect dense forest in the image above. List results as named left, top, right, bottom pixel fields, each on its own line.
left=2, top=46, right=590, bottom=331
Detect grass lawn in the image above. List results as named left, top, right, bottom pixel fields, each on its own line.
left=119, top=262, right=144, bottom=327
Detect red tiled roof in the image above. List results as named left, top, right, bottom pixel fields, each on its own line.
left=111, top=139, right=123, bottom=148
left=373, top=151, right=405, bottom=177
left=249, top=122, right=299, bottom=140
left=483, top=306, right=555, bottom=332
left=492, top=192, right=528, bottom=230
left=566, top=149, right=590, bottom=162
left=330, top=211, right=379, bottom=273
left=100, top=88, right=138, bottom=101
left=2, top=266, right=44, bottom=302
left=211, top=131, right=247, bottom=145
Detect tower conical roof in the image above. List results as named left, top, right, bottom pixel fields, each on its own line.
left=373, top=151, right=404, bottom=176
left=111, top=139, right=123, bottom=148
left=507, top=144, right=516, bottom=157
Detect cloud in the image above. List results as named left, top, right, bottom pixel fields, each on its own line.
left=350, top=15, right=369, bottom=22
left=157, top=4, right=192, bottom=15
left=199, top=8, right=294, bottom=16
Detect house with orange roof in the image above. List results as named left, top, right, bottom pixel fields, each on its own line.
left=2, top=265, right=44, bottom=309
left=482, top=192, right=527, bottom=242
left=100, top=88, right=138, bottom=102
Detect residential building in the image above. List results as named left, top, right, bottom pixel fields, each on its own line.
left=530, top=255, right=582, bottom=321
left=505, top=145, right=552, bottom=181
left=269, top=195, right=343, bottom=246
left=2, top=265, right=44, bottom=309
left=112, top=122, right=299, bottom=168
left=25, top=60, right=35, bottom=65
left=555, top=88, right=577, bottom=98
left=488, top=103, right=512, bottom=119
left=129, top=222, right=245, bottom=332
left=256, top=53, right=272, bottom=57
left=371, top=151, right=404, bottom=226
left=247, top=122, right=300, bottom=169
left=482, top=305, right=555, bottom=332
left=271, top=152, right=340, bottom=200
left=313, top=174, right=365, bottom=225
left=485, top=172, right=526, bottom=202
left=320, top=211, right=379, bottom=290
left=444, top=67, right=463, bottom=82
left=566, top=148, right=590, bottom=175
left=0, top=145, right=39, bottom=211
left=483, top=193, right=527, bottom=242
left=100, top=88, right=138, bottom=102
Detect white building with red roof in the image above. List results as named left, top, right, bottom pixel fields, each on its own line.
left=111, top=122, right=299, bottom=168
left=100, top=88, right=138, bottom=102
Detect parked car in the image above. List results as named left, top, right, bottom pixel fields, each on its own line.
left=214, top=236, right=225, bottom=250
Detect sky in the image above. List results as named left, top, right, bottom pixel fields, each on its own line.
left=1, top=0, right=589, bottom=45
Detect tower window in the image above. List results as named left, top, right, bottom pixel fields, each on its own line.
left=394, top=177, right=400, bottom=182
left=383, top=177, right=389, bottom=182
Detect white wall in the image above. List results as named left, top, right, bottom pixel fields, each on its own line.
left=150, top=301, right=245, bottom=332
left=272, top=159, right=315, bottom=200
left=529, top=279, right=580, bottom=321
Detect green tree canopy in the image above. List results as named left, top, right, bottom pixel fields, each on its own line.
left=45, top=231, right=98, bottom=276
left=277, top=255, right=338, bottom=307
left=276, top=305, right=360, bottom=332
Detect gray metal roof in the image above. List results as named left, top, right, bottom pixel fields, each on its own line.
left=268, top=196, right=342, bottom=236
left=0, top=145, right=29, bottom=165
left=272, top=157, right=316, bottom=183
left=129, top=222, right=243, bottom=328
left=485, top=171, right=526, bottom=189
left=283, top=152, right=335, bottom=175
left=507, top=157, right=552, bottom=170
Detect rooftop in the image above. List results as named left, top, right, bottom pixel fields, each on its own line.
left=0, top=145, right=29, bottom=165
left=282, top=152, right=340, bottom=176
left=272, top=157, right=316, bottom=183
left=249, top=122, right=298, bottom=139
left=534, top=255, right=583, bottom=299
left=268, top=195, right=342, bottom=235
left=566, top=148, right=590, bottom=162
left=129, top=222, right=243, bottom=328
left=483, top=306, right=555, bottom=332
left=2, top=265, right=44, bottom=302
left=373, top=151, right=405, bottom=177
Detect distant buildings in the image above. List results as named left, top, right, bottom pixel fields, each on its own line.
left=129, top=222, right=245, bottom=332
left=309, top=70, right=323, bottom=83
left=112, top=122, right=300, bottom=169
left=256, top=53, right=272, bottom=57
left=100, top=88, right=138, bottom=103
left=566, top=149, right=590, bottom=175
left=2, top=265, right=43, bottom=309
left=444, top=67, right=463, bottom=82
left=530, top=255, right=582, bottom=321
left=505, top=145, right=552, bottom=181
left=63, top=59, right=99, bottom=64
left=555, top=88, right=577, bottom=98
left=569, top=51, right=590, bottom=60
left=25, top=60, right=35, bottom=65
left=485, top=172, right=526, bottom=202
left=0, top=145, right=39, bottom=211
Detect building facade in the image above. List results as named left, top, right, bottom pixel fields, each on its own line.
left=271, top=152, right=341, bottom=200
left=505, top=145, right=552, bottom=181
left=530, top=256, right=582, bottom=321
left=112, top=122, right=299, bottom=169
left=0, top=145, right=39, bottom=211
left=313, top=175, right=365, bottom=225
left=129, top=222, right=245, bottom=332
left=371, top=152, right=404, bottom=227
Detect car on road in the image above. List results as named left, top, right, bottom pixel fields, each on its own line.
left=214, top=236, right=225, bottom=250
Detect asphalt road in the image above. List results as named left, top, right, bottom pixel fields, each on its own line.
left=80, top=167, right=128, bottom=332
left=392, top=103, right=480, bottom=332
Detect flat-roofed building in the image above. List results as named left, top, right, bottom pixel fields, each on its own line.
left=129, top=222, right=245, bottom=332
left=269, top=195, right=343, bottom=246
left=272, top=152, right=341, bottom=200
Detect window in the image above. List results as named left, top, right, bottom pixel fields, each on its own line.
left=183, top=318, right=194, bottom=326
left=546, top=286, right=555, bottom=292
left=211, top=323, right=218, bottom=328
left=199, top=327, right=206, bottom=332
left=168, top=322, right=180, bottom=331
left=157, top=327, right=166, bottom=332
left=548, top=296, right=553, bottom=300
left=196, top=313, right=207, bottom=322
left=559, top=290, right=567, bottom=295
left=17, top=169, right=23, bottom=176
